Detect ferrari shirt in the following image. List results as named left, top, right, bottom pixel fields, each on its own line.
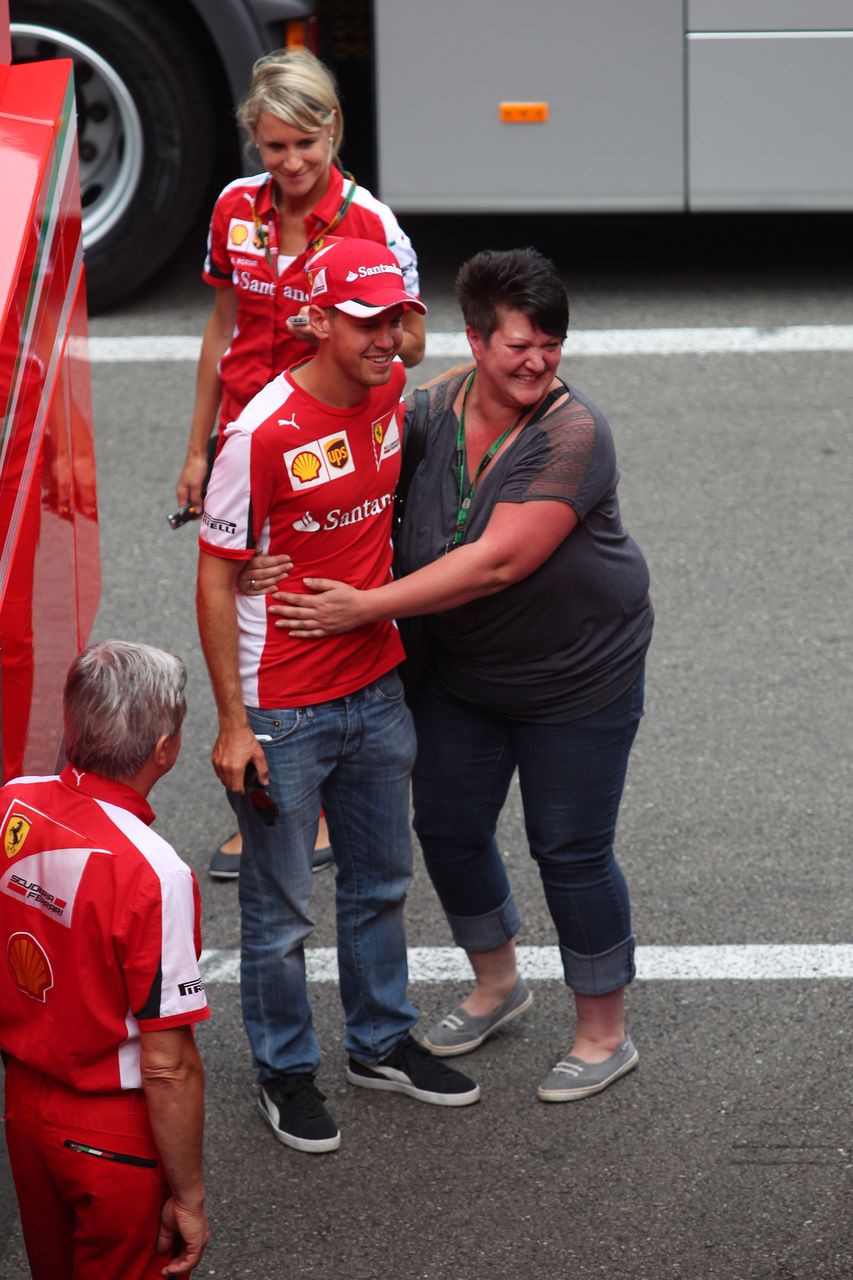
left=0, top=766, right=209, bottom=1094
left=203, top=166, right=420, bottom=427
left=199, top=361, right=406, bottom=708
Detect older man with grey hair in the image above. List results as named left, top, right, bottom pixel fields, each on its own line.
left=0, top=640, right=210, bottom=1280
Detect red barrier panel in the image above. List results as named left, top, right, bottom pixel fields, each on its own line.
left=0, top=27, right=100, bottom=781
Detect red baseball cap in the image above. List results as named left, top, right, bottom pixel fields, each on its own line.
left=306, top=238, right=427, bottom=317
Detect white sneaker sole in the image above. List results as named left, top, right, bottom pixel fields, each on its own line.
left=257, top=1096, right=341, bottom=1152
left=345, top=1067, right=481, bottom=1107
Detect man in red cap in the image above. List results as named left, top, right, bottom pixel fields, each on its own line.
left=197, top=239, right=480, bottom=1156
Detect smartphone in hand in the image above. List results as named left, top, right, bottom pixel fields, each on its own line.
left=167, top=503, right=201, bottom=529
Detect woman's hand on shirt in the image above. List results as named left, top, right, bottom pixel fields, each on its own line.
left=236, top=548, right=294, bottom=596
left=270, top=580, right=370, bottom=636
left=264, top=499, right=579, bottom=634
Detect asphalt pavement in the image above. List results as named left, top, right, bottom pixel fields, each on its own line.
left=1, top=213, right=850, bottom=1279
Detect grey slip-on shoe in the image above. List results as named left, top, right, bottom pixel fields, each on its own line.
left=537, top=1037, right=639, bottom=1102
left=423, top=976, right=533, bottom=1057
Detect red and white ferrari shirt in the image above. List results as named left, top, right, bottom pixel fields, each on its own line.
left=203, top=165, right=420, bottom=428
left=200, top=360, right=407, bottom=708
left=0, top=767, right=209, bottom=1094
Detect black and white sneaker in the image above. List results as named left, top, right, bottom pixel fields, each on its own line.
left=346, top=1034, right=481, bottom=1107
left=258, top=1074, right=341, bottom=1152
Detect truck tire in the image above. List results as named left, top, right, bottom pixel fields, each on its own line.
left=10, top=0, right=218, bottom=312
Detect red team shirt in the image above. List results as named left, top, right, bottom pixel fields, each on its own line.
left=0, top=767, right=209, bottom=1094
left=200, top=360, right=407, bottom=709
left=203, top=165, right=420, bottom=428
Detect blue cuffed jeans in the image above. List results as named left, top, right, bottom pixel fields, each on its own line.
left=411, top=668, right=645, bottom=996
left=231, top=669, right=418, bottom=1080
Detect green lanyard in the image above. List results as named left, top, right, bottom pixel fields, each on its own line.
left=448, top=371, right=528, bottom=552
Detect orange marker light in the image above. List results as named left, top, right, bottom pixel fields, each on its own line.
left=286, top=21, right=306, bottom=48
left=285, top=18, right=318, bottom=52
left=499, top=102, right=549, bottom=123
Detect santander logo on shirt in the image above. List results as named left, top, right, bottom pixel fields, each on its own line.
left=292, top=490, right=395, bottom=532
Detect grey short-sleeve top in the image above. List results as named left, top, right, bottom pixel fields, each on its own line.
left=394, top=371, right=654, bottom=722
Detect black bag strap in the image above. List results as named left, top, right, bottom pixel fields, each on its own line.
left=527, top=379, right=570, bottom=427
left=393, top=386, right=430, bottom=531
left=392, top=377, right=567, bottom=534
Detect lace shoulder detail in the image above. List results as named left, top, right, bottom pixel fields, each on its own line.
left=520, top=392, right=599, bottom=503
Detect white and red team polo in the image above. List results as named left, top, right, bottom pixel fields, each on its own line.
left=0, top=766, right=209, bottom=1094
left=199, top=360, right=407, bottom=709
left=203, top=165, right=420, bottom=429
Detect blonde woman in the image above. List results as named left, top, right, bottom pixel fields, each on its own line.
left=176, top=49, right=425, bottom=879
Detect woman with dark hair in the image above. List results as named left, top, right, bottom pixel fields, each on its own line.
left=269, top=247, right=653, bottom=1101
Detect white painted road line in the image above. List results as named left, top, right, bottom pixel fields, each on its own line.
left=88, top=325, right=853, bottom=364
left=199, top=944, right=853, bottom=985
left=427, top=325, right=853, bottom=358
left=90, top=336, right=201, bottom=361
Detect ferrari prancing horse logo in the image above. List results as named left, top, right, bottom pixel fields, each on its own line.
left=4, top=815, right=30, bottom=859
left=371, top=414, right=401, bottom=469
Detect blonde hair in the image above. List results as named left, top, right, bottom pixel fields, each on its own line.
left=238, top=49, right=344, bottom=160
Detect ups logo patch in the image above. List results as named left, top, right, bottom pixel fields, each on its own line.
left=324, top=438, right=349, bottom=469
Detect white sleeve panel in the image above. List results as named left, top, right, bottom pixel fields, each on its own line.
left=118, top=1012, right=142, bottom=1090
left=96, top=801, right=208, bottom=1024
left=201, top=373, right=294, bottom=556
left=199, top=429, right=256, bottom=556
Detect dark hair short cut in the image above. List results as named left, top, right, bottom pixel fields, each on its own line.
left=454, top=247, right=569, bottom=342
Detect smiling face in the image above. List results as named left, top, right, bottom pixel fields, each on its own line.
left=308, top=304, right=405, bottom=405
left=253, top=111, right=333, bottom=210
left=467, top=307, right=563, bottom=409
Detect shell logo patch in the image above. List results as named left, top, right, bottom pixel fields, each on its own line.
left=4, top=814, right=30, bottom=859
left=283, top=432, right=355, bottom=492
left=228, top=218, right=263, bottom=255
left=8, top=932, right=54, bottom=1002
left=291, top=451, right=323, bottom=484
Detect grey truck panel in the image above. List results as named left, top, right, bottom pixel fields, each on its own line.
left=688, top=31, right=853, bottom=209
left=688, top=1, right=853, bottom=31
left=373, top=0, right=684, bottom=213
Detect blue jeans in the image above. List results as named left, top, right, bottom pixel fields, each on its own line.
left=231, top=669, right=418, bottom=1080
left=411, top=668, right=645, bottom=997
